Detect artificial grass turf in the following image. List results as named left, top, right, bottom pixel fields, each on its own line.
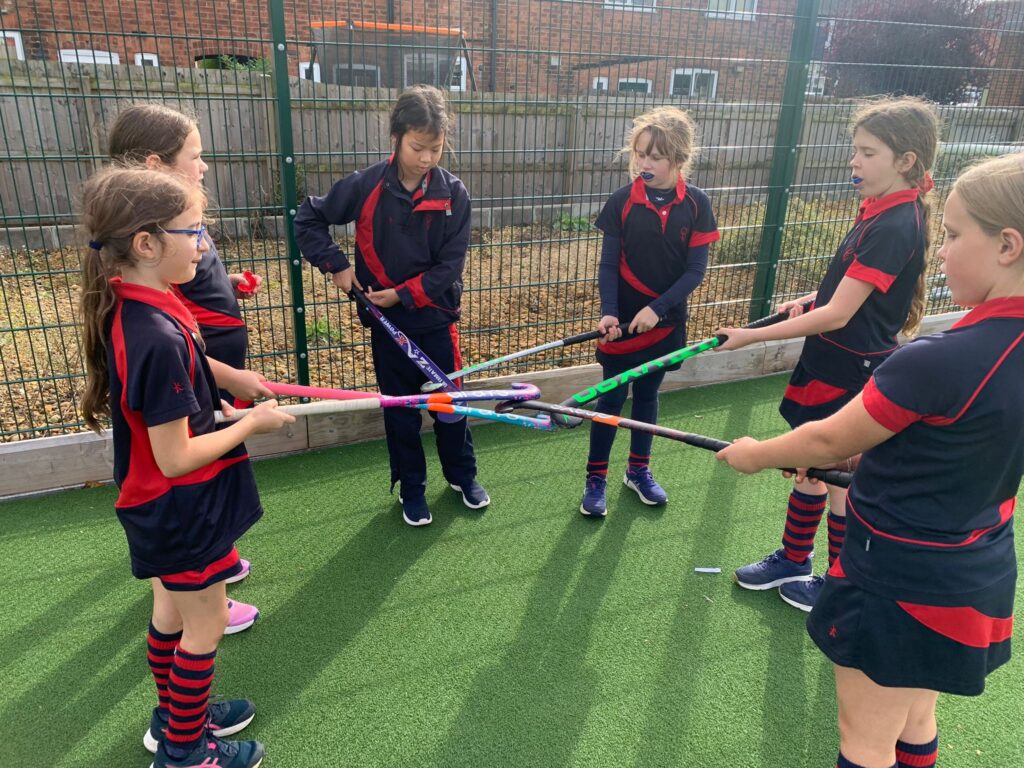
left=1, top=373, right=1021, bottom=768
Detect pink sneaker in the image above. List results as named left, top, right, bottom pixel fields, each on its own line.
left=224, top=558, right=251, bottom=585
left=224, top=599, right=260, bottom=635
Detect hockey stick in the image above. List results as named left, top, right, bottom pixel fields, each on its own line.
left=265, top=381, right=540, bottom=408
left=495, top=399, right=852, bottom=487
left=420, top=325, right=624, bottom=392
left=348, top=288, right=463, bottom=422
left=553, top=301, right=814, bottom=428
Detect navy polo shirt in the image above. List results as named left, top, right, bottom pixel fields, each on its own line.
left=295, top=157, right=472, bottom=333
left=594, top=176, right=718, bottom=359
left=840, top=296, right=1024, bottom=604
left=173, top=238, right=248, bottom=369
left=801, top=188, right=926, bottom=391
left=108, top=279, right=262, bottom=578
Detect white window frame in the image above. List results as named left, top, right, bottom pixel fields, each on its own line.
left=669, top=68, right=718, bottom=99
left=592, top=76, right=609, bottom=92
left=617, top=77, right=652, bottom=94
left=449, top=56, right=469, bottom=92
left=299, top=61, right=321, bottom=82
left=2, top=31, right=26, bottom=61
left=335, top=62, right=380, bottom=88
left=805, top=62, right=826, bottom=97
left=604, top=0, right=657, bottom=11
left=403, top=52, right=441, bottom=87
left=134, top=52, right=159, bottom=67
left=706, top=0, right=757, bottom=20
left=59, top=49, right=120, bottom=65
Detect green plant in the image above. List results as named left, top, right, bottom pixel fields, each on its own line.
left=218, top=55, right=272, bottom=74
left=555, top=212, right=591, bottom=232
left=305, top=317, right=343, bottom=344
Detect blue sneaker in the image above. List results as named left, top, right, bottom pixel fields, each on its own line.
left=144, top=699, right=257, bottom=753
left=623, top=467, right=668, bottom=505
left=580, top=475, right=607, bottom=518
left=399, top=495, right=432, bottom=527
left=734, top=548, right=812, bottom=590
left=450, top=480, right=490, bottom=509
left=779, top=574, right=826, bottom=612
left=150, top=733, right=264, bottom=768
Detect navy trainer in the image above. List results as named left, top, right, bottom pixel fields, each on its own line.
left=150, top=733, right=264, bottom=768
left=734, top=548, right=812, bottom=590
left=580, top=474, right=607, bottom=517
left=144, top=699, right=256, bottom=753
left=399, top=495, right=432, bottom=527
left=779, top=574, right=826, bottom=612
left=450, top=480, right=490, bottom=509
left=623, top=467, right=668, bottom=505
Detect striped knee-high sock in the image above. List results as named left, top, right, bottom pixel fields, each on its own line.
left=782, top=489, right=827, bottom=563
left=166, top=646, right=216, bottom=751
left=896, top=735, right=938, bottom=768
left=586, top=460, right=609, bottom=479
left=627, top=451, right=650, bottom=473
left=827, top=511, right=846, bottom=567
left=147, top=624, right=182, bottom=713
left=837, top=753, right=895, bottom=768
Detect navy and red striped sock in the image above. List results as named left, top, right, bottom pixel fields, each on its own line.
left=837, top=753, right=895, bottom=768
left=627, top=452, right=650, bottom=473
left=782, top=489, right=827, bottom=563
left=586, top=459, right=609, bottom=478
left=827, top=511, right=846, bottom=567
left=166, top=645, right=216, bottom=752
left=896, top=734, right=938, bottom=768
left=147, top=624, right=182, bottom=714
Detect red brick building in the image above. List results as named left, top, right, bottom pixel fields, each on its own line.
left=2, top=1, right=799, bottom=100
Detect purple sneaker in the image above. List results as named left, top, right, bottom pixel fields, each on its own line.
left=778, top=574, right=826, bottom=612
left=624, top=467, right=668, bottom=505
left=580, top=475, right=607, bottom=518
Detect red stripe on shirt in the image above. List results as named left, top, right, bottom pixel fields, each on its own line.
left=862, top=377, right=923, bottom=432
left=845, top=259, right=897, bottom=293
left=897, top=602, right=1014, bottom=648
left=619, top=254, right=659, bottom=298
left=355, top=179, right=395, bottom=288
left=689, top=230, right=721, bottom=247
left=599, top=325, right=674, bottom=355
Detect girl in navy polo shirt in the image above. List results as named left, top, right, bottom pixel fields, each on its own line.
left=580, top=106, right=718, bottom=517
left=80, top=167, right=293, bottom=768
left=717, top=152, right=1024, bottom=768
left=717, top=98, right=939, bottom=610
left=109, top=103, right=270, bottom=637
left=295, top=85, right=486, bottom=528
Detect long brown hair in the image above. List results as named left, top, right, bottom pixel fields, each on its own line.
left=622, top=106, right=698, bottom=180
left=851, top=97, right=941, bottom=337
left=107, top=103, right=198, bottom=165
left=79, top=167, right=205, bottom=432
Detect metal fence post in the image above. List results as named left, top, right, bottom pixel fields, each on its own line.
left=749, top=0, right=821, bottom=322
left=268, top=0, right=310, bottom=387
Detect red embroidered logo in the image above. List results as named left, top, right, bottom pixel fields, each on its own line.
left=842, top=245, right=855, bottom=262
left=829, top=625, right=838, bottom=638
left=172, top=382, right=184, bottom=394
left=679, top=227, right=690, bottom=242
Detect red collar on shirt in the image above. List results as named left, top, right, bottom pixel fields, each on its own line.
left=629, top=174, right=688, bottom=207
left=110, top=277, right=199, bottom=333
left=857, top=188, right=919, bottom=221
left=952, top=296, right=1024, bottom=329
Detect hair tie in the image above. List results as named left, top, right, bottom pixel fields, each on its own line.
left=88, top=240, right=104, bottom=251
left=918, top=172, right=934, bottom=195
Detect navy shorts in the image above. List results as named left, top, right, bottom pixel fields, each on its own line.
left=807, top=560, right=1015, bottom=696
left=157, top=546, right=243, bottom=592
left=778, top=361, right=857, bottom=429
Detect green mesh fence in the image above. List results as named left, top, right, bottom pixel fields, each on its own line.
left=1, top=0, right=1022, bottom=440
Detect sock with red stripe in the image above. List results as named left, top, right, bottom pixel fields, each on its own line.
left=166, top=645, right=216, bottom=755
left=896, top=734, right=938, bottom=768
left=627, top=452, right=650, bottom=472
left=837, top=753, right=895, bottom=768
left=827, top=511, right=846, bottom=567
left=782, top=489, right=827, bottom=563
left=586, top=459, right=609, bottom=478
left=147, top=623, right=182, bottom=713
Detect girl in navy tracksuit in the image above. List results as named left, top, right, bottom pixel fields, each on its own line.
left=580, top=106, right=718, bottom=518
left=718, top=152, right=1024, bottom=768
left=294, top=85, right=485, bottom=528
left=717, top=98, right=940, bottom=611
left=108, top=102, right=269, bottom=636
left=79, top=167, right=293, bottom=768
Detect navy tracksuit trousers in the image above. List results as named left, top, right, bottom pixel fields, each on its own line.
left=370, top=324, right=477, bottom=499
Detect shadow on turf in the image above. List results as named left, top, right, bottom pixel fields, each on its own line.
left=427, top=509, right=633, bottom=766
